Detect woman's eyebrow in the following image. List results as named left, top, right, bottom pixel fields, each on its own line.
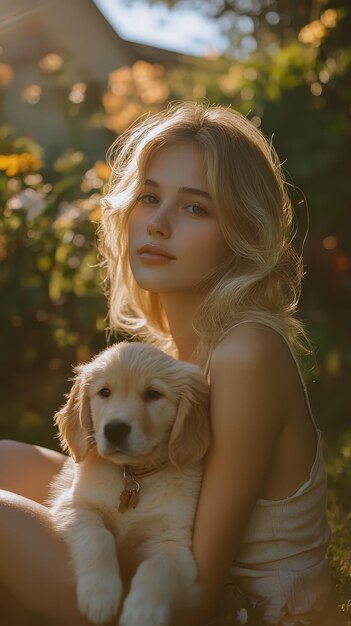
left=180, top=186, right=212, bottom=201
left=144, top=178, right=212, bottom=201
left=143, top=179, right=160, bottom=189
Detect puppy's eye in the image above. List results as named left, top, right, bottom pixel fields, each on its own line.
left=98, top=387, right=111, bottom=398
left=144, top=388, right=162, bottom=401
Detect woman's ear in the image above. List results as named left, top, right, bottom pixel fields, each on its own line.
left=168, top=369, right=210, bottom=470
left=54, top=367, right=92, bottom=463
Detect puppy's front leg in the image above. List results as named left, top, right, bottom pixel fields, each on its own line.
left=119, top=544, right=200, bottom=626
left=60, top=508, right=122, bottom=625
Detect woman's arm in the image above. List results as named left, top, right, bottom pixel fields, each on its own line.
left=190, top=327, right=289, bottom=624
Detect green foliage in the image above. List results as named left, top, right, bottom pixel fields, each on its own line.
left=0, top=128, right=108, bottom=444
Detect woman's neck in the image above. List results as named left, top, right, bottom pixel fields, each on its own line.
left=160, top=292, right=203, bottom=363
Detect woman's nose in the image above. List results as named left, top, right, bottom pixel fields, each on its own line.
left=146, top=205, right=171, bottom=238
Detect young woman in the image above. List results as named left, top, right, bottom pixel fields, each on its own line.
left=0, top=101, right=331, bottom=626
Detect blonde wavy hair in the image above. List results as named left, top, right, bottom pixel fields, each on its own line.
left=98, top=101, right=313, bottom=371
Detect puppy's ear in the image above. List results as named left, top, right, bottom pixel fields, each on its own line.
left=168, top=368, right=210, bottom=469
left=54, top=367, right=92, bottom=463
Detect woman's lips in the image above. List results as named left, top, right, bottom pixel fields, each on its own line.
left=137, top=245, right=176, bottom=264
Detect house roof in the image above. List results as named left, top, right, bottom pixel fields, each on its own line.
left=0, top=0, right=181, bottom=72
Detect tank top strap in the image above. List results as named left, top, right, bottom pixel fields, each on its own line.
left=203, top=320, right=318, bottom=433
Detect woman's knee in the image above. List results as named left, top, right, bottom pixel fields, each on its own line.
left=0, top=439, right=66, bottom=503
left=0, top=440, right=25, bottom=489
left=0, top=439, right=21, bottom=459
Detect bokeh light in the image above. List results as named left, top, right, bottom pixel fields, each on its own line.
left=0, top=63, right=13, bottom=87
left=39, top=53, right=64, bottom=73
left=21, top=85, right=42, bottom=105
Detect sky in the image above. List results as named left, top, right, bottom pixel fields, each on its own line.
left=92, top=0, right=230, bottom=57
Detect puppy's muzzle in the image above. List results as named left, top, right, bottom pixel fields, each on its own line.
left=104, top=420, right=131, bottom=447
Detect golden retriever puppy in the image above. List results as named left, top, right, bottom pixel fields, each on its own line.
left=48, top=341, right=210, bottom=626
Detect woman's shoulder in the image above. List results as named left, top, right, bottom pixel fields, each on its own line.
left=208, top=322, right=299, bottom=425
left=210, top=321, right=292, bottom=372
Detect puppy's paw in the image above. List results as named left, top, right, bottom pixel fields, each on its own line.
left=77, top=573, right=122, bottom=624
left=119, top=594, right=170, bottom=626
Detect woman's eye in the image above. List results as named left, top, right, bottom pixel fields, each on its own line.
left=138, top=194, right=158, bottom=204
left=185, top=204, right=208, bottom=217
left=144, top=388, right=163, bottom=401
left=98, top=387, right=111, bottom=398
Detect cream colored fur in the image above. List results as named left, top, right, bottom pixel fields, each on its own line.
left=48, top=342, right=210, bottom=626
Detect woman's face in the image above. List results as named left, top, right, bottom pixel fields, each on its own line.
left=128, top=141, right=231, bottom=295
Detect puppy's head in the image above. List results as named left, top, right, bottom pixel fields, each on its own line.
left=55, top=342, right=210, bottom=468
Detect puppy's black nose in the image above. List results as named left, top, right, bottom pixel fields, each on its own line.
left=104, top=420, right=131, bottom=446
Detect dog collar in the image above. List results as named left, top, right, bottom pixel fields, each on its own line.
left=118, top=460, right=169, bottom=514
left=126, top=459, right=170, bottom=479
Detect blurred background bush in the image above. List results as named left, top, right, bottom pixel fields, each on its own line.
left=0, top=0, right=350, bottom=621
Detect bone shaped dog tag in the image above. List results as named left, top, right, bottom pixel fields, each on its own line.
left=127, top=490, right=140, bottom=509
left=118, top=489, right=131, bottom=514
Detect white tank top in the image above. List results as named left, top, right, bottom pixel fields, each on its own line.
left=205, top=321, right=331, bottom=625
